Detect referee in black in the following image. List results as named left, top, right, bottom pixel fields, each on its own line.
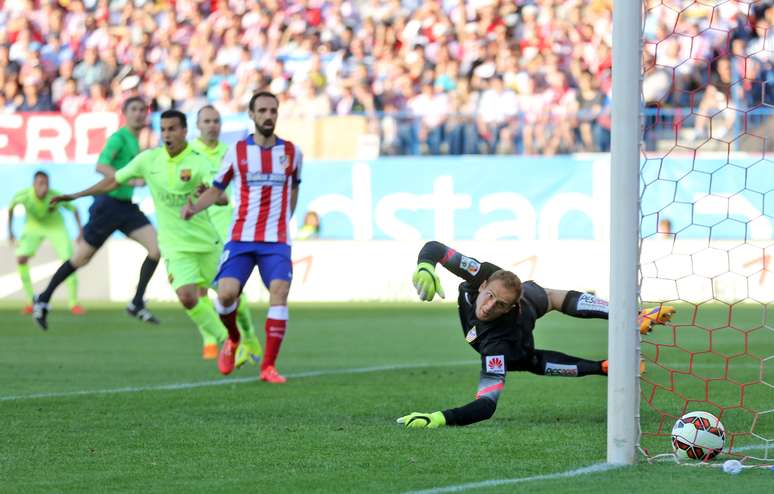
left=33, top=97, right=161, bottom=329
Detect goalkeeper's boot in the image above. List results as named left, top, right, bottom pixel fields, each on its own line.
left=259, top=365, right=287, bottom=384
left=32, top=295, right=49, bottom=331
left=202, top=343, right=219, bottom=360
left=639, top=306, right=675, bottom=334
left=218, top=338, right=239, bottom=375
left=70, top=305, right=86, bottom=316
left=601, top=359, right=646, bottom=374
left=126, top=302, right=160, bottom=325
left=235, top=334, right=263, bottom=369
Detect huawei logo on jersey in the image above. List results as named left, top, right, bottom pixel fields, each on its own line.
left=485, top=355, right=505, bottom=374
left=180, top=169, right=192, bottom=182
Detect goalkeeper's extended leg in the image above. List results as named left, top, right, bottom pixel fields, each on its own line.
left=524, top=349, right=607, bottom=377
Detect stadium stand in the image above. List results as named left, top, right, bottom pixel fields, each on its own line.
left=1, top=0, right=772, bottom=155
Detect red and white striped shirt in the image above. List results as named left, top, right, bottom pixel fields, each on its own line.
left=213, top=134, right=302, bottom=244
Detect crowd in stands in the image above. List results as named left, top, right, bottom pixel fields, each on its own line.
left=1, top=0, right=772, bottom=155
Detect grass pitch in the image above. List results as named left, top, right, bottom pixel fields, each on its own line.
left=0, top=302, right=771, bottom=493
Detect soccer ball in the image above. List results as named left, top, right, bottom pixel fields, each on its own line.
left=671, top=411, right=725, bottom=461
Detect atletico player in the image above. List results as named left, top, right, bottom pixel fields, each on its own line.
left=396, top=241, right=675, bottom=428
left=183, top=91, right=302, bottom=383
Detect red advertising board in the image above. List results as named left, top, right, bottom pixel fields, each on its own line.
left=0, top=112, right=120, bottom=163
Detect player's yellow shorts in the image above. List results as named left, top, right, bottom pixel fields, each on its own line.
left=164, top=249, right=221, bottom=290
left=15, top=227, right=72, bottom=259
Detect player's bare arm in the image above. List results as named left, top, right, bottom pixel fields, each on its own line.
left=182, top=186, right=222, bottom=220
left=7, top=204, right=15, bottom=244
left=50, top=176, right=119, bottom=205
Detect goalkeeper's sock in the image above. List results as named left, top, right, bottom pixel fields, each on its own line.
left=214, top=298, right=241, bottom=342
left=186, top=297, right=228, bottom=345
left=236, top=293, right=255, bottom=338
left=132, top=256, right=159, bottom=308
left=18, top=263, right=33, bottom=300
left=535, top=350, right=605, bottom=377
left=261, top=305, right=288, bottom=370
left=66, top=273, right=78, bottom=309
left=39, top=260, right=76, bottom=303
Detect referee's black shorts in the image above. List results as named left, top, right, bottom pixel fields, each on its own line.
left=82, top=195, right=152, bottom=248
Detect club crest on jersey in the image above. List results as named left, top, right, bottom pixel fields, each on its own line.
left=459, top=256, right=480, bottom=275
left=485, top=355, right=505, bottom=374
left=180, top=169, right=192, bottom=182
left=465, top=327, right=477, bottom=343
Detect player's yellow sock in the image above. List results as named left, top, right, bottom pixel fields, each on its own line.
left=66, top=273, right=78, bottom=309
left=186, top=297, right=228, bottom=345
left=18, top=263, right=33, bottom=299
left=236, top=293, right=255, bottom=338
left=18, top=264, right=35, bottom=301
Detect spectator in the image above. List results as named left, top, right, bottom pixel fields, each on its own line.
left=72, top=47, right=106, bottom=92
left=3, top=79, right=24, bottom=113
left=476, top=76, right=518, bottom=154
left=296, top=211, right=321, bottom=240
left=58, top=78, right=86, bottom=117
left=19, top=83, right=53, bottom=112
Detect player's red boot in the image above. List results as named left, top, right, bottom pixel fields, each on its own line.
left=21, top=305, right=33, bottom=315
left=218, top=339, right=239, bottom=375
left=259, top=365, right=287, bottom=384
left=70, top=305, right=86, bottom=315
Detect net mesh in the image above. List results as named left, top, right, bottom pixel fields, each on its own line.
left=638, top=0, right=773, bottom=463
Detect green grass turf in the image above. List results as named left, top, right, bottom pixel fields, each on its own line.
left=0, top=303, right=771, bottom=493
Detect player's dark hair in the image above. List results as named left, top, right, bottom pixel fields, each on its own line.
left=122, top=96, right=146, bottom=113
left=249, top=91, right=279, bottom=111
left=33, top=170, right=49, bottom=180
left=487, top=270, right=522, bottom=304
left=197, top=105, right=219, bottom=120
left=160, top=109, right=187, bottom=128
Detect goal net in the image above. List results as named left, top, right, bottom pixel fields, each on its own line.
left=638, top=0, right=773, bottom=463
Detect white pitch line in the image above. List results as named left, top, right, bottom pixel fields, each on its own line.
left=0, top=360, right=476, bottom=402
left=402, top=462, right=623, bottom=494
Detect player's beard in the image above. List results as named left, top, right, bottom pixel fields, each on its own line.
left=257, top=121, right=275, bottom=138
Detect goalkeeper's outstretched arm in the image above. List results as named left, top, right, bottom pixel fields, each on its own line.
left=397, top=371, right=504, bottom=428
left=418, top=241, right=500, bottom=284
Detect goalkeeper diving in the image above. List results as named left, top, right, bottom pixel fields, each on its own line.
left=397, top=241, right=675, bottom=429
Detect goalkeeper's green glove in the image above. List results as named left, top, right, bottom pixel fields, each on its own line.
left=412, top=262, right=445, bottom=301
left=396, top=411, right=446, bottom=429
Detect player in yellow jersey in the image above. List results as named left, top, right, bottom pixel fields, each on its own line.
left=8, top=171, right=84, bottom=315
left=51, top=110, right=232, bottom=359
left=190, top=105, right=261, bottom=365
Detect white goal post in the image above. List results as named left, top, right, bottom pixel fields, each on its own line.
left=608, top=0, right=642, bottom=465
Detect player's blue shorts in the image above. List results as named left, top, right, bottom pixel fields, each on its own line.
left=215, top=240, right=293, bottom=288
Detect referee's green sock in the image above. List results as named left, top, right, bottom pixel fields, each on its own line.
left=186, top=297, right=228, bottom=345
left=18, top=263, right=33, bottom=300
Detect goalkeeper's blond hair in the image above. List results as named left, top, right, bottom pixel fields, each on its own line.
left=487, top=270, right=522, bottom=302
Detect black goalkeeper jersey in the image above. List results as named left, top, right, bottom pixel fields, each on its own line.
left=456, top=264, right=549, bottom=370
